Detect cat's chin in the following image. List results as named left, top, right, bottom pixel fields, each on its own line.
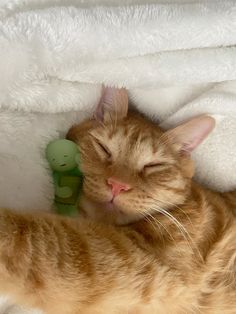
left=79, top=194, right=142, bottom=226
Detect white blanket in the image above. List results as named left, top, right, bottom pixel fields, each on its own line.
left=0, top=0, right=236, bottom=312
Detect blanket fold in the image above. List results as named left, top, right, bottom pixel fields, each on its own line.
left=0, top=0, right=236, bottom=112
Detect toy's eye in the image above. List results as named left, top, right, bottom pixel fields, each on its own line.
left=64, top=155, right=68, bottom=157
left=52, top=158, right=56, bottom=162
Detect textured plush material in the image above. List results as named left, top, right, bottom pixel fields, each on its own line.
left=0, top=0, right=236, bottom=313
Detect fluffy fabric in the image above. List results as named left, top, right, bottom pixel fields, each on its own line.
left=132, top=81, right=236, bottom=191
left=0, top=0, right=235, bottom=312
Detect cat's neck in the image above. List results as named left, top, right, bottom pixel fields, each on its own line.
left=128, top=182, right=230, bottom=263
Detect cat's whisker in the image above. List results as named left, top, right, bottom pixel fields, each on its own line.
left=144, top=211, right=190, bottom=257
left=143, top=190, right=194, bottom=229
left=153, top=205, right=193, bottom=244
left=149, top=206, right=190, bottom=246
left=142, top=211, right=165, bottom=239
left=159, top=199, right=194, bottom=228
left=153, top=205, right=189, bottom=239
left=144, top=211, right=177, bottom=246
left=143, top=192, right=196, bottom=245
left=140, top=212, right=162, bottom=236
left=149, top=204, right=203, bottom=261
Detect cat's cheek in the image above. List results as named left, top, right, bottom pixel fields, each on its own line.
left=82, top=184, right=111, bottom=204
left=85, top=192, right=110, bottom=204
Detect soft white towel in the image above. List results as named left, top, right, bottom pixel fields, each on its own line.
left=132, top=81, right=236, bottom=191
left=0, top=0, right=235, bottom=313
left=1, top=0, right=236, bottom=112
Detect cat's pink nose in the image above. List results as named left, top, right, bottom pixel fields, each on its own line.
left=107, top=177, right=131, bottom=197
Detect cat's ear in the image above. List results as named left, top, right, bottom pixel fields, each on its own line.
left=95, top=86, right=128, bottom=123
left=165, top=115, right=215, bottom=154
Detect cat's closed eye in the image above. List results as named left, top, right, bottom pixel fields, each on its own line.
left=91, top=137, right=112, bottom=161
left=143, top=162, right=168, bottom=174
left=96, top=141, right=111, bottom=158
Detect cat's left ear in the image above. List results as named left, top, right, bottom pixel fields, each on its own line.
left=95, top=86, right=128, bottom=122
left=165, top=115, right=215, bottom=154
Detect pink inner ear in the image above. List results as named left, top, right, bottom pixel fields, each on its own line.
left=94, top=86, right=106, bottom=121
left=94, top=86, right=128, bottom=122
left=169, top=115, right=215, bottom=153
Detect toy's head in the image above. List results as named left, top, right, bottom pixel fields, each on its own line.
left=46, top=139, right=79, bottom=172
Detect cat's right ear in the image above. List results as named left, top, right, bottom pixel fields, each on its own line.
left=94, top=86, right=128, bottom=123
left=164, top=115, right=215, bottom=154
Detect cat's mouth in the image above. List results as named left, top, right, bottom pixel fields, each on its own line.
left=105, top=198, right=124, bottom=214
left=81, top=194, right=140, bottom=225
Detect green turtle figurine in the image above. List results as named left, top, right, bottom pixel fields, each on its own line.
left=46, top=139, right=83, bottom=216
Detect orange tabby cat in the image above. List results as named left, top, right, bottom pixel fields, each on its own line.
left=0, top=88, right=235, bottom=314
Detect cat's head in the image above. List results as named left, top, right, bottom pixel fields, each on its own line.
left=67, top=88, right=215, bottom=225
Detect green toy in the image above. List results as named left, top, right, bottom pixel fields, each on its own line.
left=46, top=139, right=83, bottom=216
